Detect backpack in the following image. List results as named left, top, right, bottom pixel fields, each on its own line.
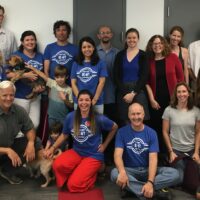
left=182, top=157, right=200, bottom=194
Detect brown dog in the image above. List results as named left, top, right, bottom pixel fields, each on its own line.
left=7, top=55, right=27, bottom=83
left=26, top=149, right=62, bottom=187
left=7, top=55, right=46, bottom=99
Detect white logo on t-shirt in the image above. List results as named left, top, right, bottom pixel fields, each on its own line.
left=127, top=138, right=149, bottom=154
left=77, top=67, right=97, bottom=83
left=27, top=60, right=43, bottom=70
left=71, top=124, right=93, bottom=143
left=52, top=50, right=72, bottom=64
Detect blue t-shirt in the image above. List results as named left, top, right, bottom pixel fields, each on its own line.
left=71, top=60, right=107, bottom=105
left=115, top=125, right=159, bottom=168
left=63, top=111, right=114, bottom=161
left=122, top=52, right=140, bottom=83
left=0, top=66, right=6, bottom=81
left=11, top=51, right=44, bottom=99
left=44, top=42, right=78, bottom=79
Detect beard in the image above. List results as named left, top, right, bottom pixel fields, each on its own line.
left=102, top=38, right=110, bottom=44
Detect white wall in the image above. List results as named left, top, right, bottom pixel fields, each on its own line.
left=1, top=0, right=73, bottom=52
left=126, top=0, right=164, bottom=50
left=1, top=0, right=164, bottom=52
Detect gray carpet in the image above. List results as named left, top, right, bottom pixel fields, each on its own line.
left=0, top=167, right=196, bottom=200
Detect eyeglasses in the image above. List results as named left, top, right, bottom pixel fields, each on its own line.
left=99, top=31, right=111, bottom=35
left=152, top=42, right=162, bottom=46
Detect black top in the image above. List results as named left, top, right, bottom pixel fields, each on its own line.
left=113, top=49, right=149, bottom=95
left=178, top=46, right=184, bottom=70
left=155, top=58, right=170, bottom=102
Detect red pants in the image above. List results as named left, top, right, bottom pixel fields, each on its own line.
left=53, top=149, right=102, bottom=192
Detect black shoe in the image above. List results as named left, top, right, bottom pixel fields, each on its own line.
left=0, top=168, right=23, bottom=184
left=120, top=189, right=137, bottom=199
left=155, top=188, right=172, bottom=200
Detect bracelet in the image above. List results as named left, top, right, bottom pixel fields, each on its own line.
left=168, top=150, right=173, bottom=153
left=147, top=180, right=154, bottom=187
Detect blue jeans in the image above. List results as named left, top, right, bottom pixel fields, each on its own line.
left=111, top=167, right=180, bottom=200
left=171, top=149, right=194, bottom=184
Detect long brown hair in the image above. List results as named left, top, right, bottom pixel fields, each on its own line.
left=195, top=69, right=200, bottom=108
left=169, top=25, right=185, bottom=47
left=170, top=82, right=194, bottom=110
left=146, top=35, right=171, bottom=59
left=73, top=90, right=96, bottom=136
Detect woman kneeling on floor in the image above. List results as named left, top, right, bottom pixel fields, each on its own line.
left=44, top=89, right=118, bottom=192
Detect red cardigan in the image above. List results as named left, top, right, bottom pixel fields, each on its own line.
left=148, top=53, right=184, bottom=97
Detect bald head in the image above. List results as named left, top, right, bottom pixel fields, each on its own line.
left=129, top=102, right=144, bottom=115
left=128, top=103, right=145, bottom=130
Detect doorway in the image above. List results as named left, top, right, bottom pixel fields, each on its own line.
left=164, top=0, right=200, bottom=46
left=73, top=0, right=126, bottom=49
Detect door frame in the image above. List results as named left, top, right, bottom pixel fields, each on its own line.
left=164, top=0, right=169, bottom=37
left=73, top=0, right=126, bottom=48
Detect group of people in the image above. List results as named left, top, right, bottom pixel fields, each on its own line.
left=1, top=4, right=200, bottom=200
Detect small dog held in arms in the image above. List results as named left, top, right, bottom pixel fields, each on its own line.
left=6, top=55, right=46, bottom=99
left=26, top=148, right=62, bottom=188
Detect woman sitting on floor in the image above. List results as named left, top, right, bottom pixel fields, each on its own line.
left=162, top=82, right=200, bottom=184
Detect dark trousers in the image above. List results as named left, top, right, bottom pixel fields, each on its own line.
left=103, top=103, right=118, bottom=165
left=0, top=137, right=42, bottom=174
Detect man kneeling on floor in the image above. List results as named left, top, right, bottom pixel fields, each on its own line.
left=111, top=102, right=180, bottom=200
left=0, top=80, right=42, bottom=184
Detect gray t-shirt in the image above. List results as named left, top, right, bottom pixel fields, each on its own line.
left=162, top=106, right=200, bottom=152
left=0, top=103, right=34, bottom=147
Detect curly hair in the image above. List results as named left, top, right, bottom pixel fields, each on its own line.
left=146, top=35, right=171, bottom=59
left=53, top=20, right=71, bottom=38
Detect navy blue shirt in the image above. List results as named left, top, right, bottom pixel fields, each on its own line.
left=115, top=124, right=159, bottom=168
left=63, top=111, right=114, bottom=161
left=10, top=50, right=44, bottom=99
left=71, top=60, right=107, bottom=105
left=44, top=42, right=78, bottom=79
left=122, top=52, right=140, bottom=83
